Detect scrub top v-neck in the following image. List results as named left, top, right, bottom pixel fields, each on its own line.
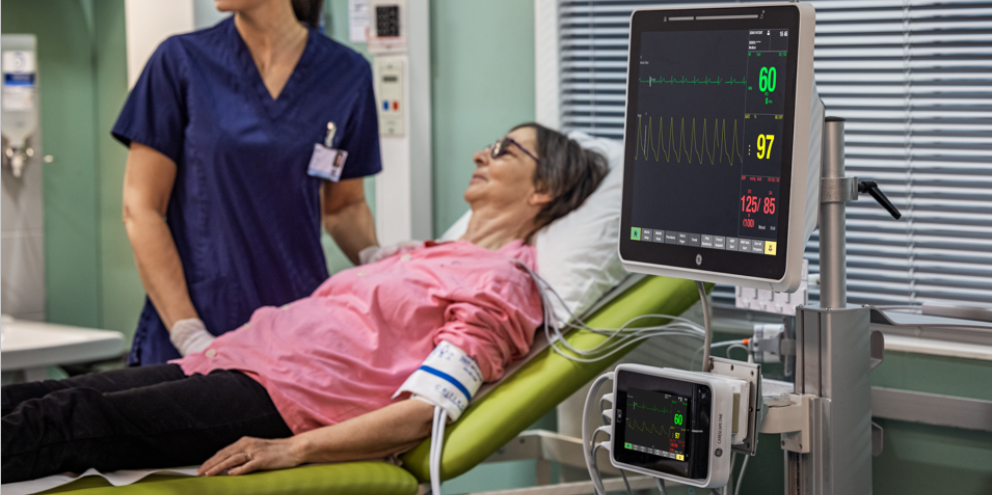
left=113, top=17, right=382, bottom=365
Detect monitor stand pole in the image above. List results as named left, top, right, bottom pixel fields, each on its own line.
left=788, top=117, right=874, bottom=495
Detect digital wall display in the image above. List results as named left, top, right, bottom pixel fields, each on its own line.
left=623, top=387, right=691, bottom=462
left=628, top=28, right=790, bottom=257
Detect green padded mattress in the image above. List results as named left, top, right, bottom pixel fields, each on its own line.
left=34, top=275, right=700, bottom=494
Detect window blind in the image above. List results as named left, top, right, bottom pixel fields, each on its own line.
left=557, top=0, right=992, bottom=306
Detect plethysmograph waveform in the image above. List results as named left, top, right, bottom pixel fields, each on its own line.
left=635, top=115, right=744, bottom=166
left=626, top=418, right=683, bottom=437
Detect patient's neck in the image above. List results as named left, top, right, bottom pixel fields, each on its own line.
left=460, top=205, right=537, bottom=251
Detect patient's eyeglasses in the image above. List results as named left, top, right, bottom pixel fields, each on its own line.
left=489, top=137, right=541, bottom=165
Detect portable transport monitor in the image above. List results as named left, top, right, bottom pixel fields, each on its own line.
left=610, top=364, right=736, bottom=488
left=619, top=3, right=821, bottom=292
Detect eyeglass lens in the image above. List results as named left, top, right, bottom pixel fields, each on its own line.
left=490, top=138, right=509, bottom=159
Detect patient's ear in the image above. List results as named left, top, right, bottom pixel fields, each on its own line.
left=528, top=191, right=553, bottom=206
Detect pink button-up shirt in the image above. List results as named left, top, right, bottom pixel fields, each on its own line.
left=175, top=240, right=542, bottom=434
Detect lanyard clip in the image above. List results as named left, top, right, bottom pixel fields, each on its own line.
left=324, top=122, right=337, bottom=148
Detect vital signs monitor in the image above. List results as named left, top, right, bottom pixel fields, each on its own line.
left=619, top=3, right=821, bottom=292
left=610, top=364, right=738, bottom=487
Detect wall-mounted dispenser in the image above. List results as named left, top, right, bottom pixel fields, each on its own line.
left=1, top=34, right=45, bottom=321
left=2, top=35, right=39, bottom=178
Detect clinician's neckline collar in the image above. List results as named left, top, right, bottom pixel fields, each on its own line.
left=227, top=16, right=318, bottom=120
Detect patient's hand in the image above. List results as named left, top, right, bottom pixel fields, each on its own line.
left=200, top=399, right=434, bottom=476
left=198, top=436, right=305, bottom=476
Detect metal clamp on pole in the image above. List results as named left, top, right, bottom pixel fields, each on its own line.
left=820, top=176, right=858, bottom=203
left=760, top=394, right=813, bottom=454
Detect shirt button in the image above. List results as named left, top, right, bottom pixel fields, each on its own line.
left=205, top=349, right=217, bottom=358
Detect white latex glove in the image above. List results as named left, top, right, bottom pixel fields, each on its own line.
left=358, top=240, right=424, bottom=265
left=170, top=318, right=215, bottom=356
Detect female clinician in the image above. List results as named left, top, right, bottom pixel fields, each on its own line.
left=113, top=0, right=381, bottom=365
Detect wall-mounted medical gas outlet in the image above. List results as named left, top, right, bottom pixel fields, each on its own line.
left=369, top=0, right=431, bottom=245
left=376, top=58, right=405, bottom=137
left=2, top=35, right=39, bottom=178
left=367, top=0, right=407, bottom=54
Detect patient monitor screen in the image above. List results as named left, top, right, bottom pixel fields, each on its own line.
left=620, top=7, right=802, bottom=280
left=613, top=369, right=712, bottom=479
left=623, top=388, right=690, bottom=462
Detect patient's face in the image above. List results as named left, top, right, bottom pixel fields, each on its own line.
left=464, top=127, right=540, bottom=210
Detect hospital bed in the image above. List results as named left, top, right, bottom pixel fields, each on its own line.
left=17, top=132, right=705, bottom=494
left=33, top=274, right=702, bottom=495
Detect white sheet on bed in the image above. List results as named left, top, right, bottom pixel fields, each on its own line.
left=1, top=466, right=198, bottom=495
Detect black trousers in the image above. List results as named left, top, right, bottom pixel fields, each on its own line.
left=2, top=364, right=292, bottom=483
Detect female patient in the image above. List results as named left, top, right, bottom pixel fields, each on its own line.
left=2, top=123, right=607, bottom=482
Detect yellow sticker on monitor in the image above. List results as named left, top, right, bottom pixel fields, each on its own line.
left=676, top=454, right=684, bottom=461
left=764, top=241, right=777, bottom=255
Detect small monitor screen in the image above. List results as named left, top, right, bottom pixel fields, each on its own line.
left=620, top=6, right=803, bottom=282
left=623, top=388, right=691, bottom=462
left=613, top=368, right=711, bottom=479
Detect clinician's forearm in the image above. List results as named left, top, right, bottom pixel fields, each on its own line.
left=323, top=200, right=378, bottom=265
left=292, top=399, right=434, bottom=464
left=123, top=210, right=198, bottom=330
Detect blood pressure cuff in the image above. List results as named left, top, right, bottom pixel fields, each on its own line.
left=393, top=341, right=483, bottom=421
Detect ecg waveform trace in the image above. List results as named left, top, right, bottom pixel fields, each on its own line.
left=639, top=76, right=746, bottom=86
left=626, top=418, right=683, bottom=438
left=635, top=115, right=744, bottom=166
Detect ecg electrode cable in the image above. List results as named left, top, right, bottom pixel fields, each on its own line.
left=697, top=281, right=713, bottom=372
left=734, top=453, right=750, bottom=495
left=583, top=372, right=614, bottom=495
left=515, top=261, right=708, bottom=364
left=691, top=339, right=748, bottom=370
left=620, top=468, right=634, bottom=495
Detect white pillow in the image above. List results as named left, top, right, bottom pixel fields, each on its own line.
left=440, top=131, right=627, bottom=323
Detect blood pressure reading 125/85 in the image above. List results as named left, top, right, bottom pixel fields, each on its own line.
left=628, top=28, right=789, bottom=257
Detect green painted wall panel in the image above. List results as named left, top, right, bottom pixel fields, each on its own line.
left=429, top=0, right=536, bottom=237
left=93, top=0, right=143, bottom=337
left=872, top=419, right=992, bottom=495
left=3, top=0, right=102, bottom=328
left=871, top=351, right=992, bottom=401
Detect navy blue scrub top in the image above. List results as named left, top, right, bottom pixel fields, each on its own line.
left=113, top=18, right=381, bottom=365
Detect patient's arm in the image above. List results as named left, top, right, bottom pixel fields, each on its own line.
left=199, top=399, right=435, bottom=476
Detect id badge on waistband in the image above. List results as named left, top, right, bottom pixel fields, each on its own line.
left=307, top=143, right=348, bottom=182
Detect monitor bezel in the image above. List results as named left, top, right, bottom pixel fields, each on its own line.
left=618, top=5, right=805, bottom=284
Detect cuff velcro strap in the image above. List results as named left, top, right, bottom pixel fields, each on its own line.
left=393, top=341, right=483, bottom=421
